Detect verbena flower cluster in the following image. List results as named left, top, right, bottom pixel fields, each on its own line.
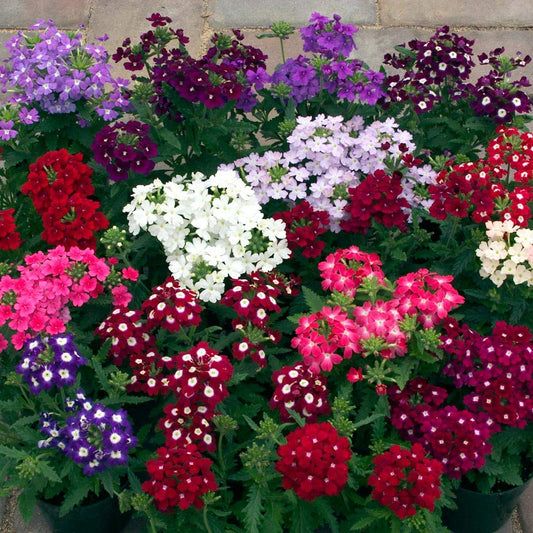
left=22, top=149, right=108, bottom=249
left=124, top=169, right=290, bottom=302
left=0, top=208, right=21, bottom=250
left=39, top=390, right=137, bottom=475
left=441, top=318, right=533, bottom=429
left=15, top=333, right=87, bottom=394
left=275, top=421, right=352, bottom=501
left=0, top=19, right=130, bottom=137
left=368, top=443, right=443, bottom=519
left=91, top=120, right=158, bottom=181
left=231, top=114, right=436, bottom=231
left=264, top=13, right=385, bottom=106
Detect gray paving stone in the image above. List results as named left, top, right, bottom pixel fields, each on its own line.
left=0, top=0, right=89, bottom=29
left=380, top=0, right=533, bottom=27
left=207, top=0, right=376, bottom=29
left=518, top=478, right=533, bottom=533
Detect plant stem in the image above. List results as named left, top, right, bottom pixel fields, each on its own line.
left=203, top=505, right=214, bottom=533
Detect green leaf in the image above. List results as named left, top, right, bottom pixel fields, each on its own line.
left=242, top=483, right=264, bottom=533
left=37, top=460, right=61, bottom=483
left=0, top=445, right=28, bottom=460
left=302, top=286, right=326, bottom=313
left=99, top=469, right=115, bottom=497
left=59, top=477, right=93, bottom=516
left=18, top=489, right=36, bottom=523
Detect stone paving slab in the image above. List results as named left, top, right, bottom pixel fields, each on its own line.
left=1, top=0, right=89, bottom=29
left=207, top=0, right=376, bottom=28
left=380, top=0, right=533, bottom=27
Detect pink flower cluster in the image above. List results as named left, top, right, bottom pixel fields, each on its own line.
left=292, top=246, right=464, bottom=373
left=388, top=378, right=495, bottom=478
left=441, top=318, right=533, bottom=428
left=0, top=246, right=129, bottom=350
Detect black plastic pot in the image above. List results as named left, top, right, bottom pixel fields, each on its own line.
left=442, top=480, right=530, bottom=533
left=38, top=496, right=131, bottom=533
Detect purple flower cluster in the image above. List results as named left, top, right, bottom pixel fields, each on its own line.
left=0, top=19, right=130, bottom=139
left=91, top=120, right=158, bottom=181
left=455, top=48, right=532, bottom=123
left=300, top=12, right=358, bottom=59
left=113, top=15, right=267, bottom=117
left=39, top=390, right=137, bottom=476
left=381, top=26, right=532, bottom=122
left=265, top=14, right=384, bottom=106
left=15, top=333, right=87, bottom=394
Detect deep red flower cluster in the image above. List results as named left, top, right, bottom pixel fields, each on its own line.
left=91, top=120, right=158, bottom=181
left=142, top=444, right=218, bottom=512
left=342, top=170, right=410, bottom=234
left=221, top=271, right=299, bottom=368
left=273, top=201, right=330, bottom=258
left=275, top=422, right=352, bottom=501
left=0, top=208, right=21, bottom=250
left=21, top=149, right=108, bottom=249
left=368, top=443, right=443, bottom=519
left=429, top=127, right=532, bottom=226
left=270, top=362, right=331, bottom=422
left=318, top=245, right=386, bottom=298
left=388, top=378, right=495, bottom=478
left=441, top=318, right=533, bottom=428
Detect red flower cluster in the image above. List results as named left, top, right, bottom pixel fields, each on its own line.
left=318, top=245, right=386, bottom=298
left=270, top=362, right=331, bottom=422
left=143, top=444, right=218, bottom=512
left=368, top=443, right=443, bottom=519
left=275, top=422, right=352, bottom=501
left=273, top=200, right=330, bottom=258
left=441, top=318, right=533, bottom=428
left=0, top=208, right=21, bottom=250
left=342, top=170, right=410, bottom=234
left=21, top=149, right=108, bottom=249
left=388, top=378, right=495, bottom=478
left=429, top=126, right=532, bottom=227
left=221, top=271, right=299, bottom=368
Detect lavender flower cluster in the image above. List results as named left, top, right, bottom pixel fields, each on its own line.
left=228, top=114, right=436, bottom=232
left=39, top=390, right=137, bottom=476
left=15, top=333, right=87, bottom=394
left=0, top=19, right=131, bottom=140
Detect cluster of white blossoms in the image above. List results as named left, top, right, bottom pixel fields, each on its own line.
left=476, top=220, right=533, bottom=287
left=124, top=169, right=290, bottom=302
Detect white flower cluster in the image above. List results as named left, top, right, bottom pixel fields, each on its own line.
left=124, top=169, right=290, bottom=302
left=476, top=220, right=533, bottom=287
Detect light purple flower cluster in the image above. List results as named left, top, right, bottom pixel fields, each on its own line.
left=0, top=19, right=130, bottom=139
left=91, top=120, right=158, bottom=181
left=39, top=390, right=137, bottom=476
left=15, top=333, right=87, bottom=394
left=228, top=114, right=436, bottom=231
left=260, top=13, right=385, bottom=106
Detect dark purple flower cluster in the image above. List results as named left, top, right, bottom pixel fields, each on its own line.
left=15, top=333, right=87, bottom=394
left=39, top=390, right=137, bottom=476
left=388, top=378, right=495, bottom=479
left=454, top=48, right=532, bottom=123
left=441, top=318, right=533, bottom=429
left=267, top=14, right=384, bottom=106
left=91, top=120, right=158, bottom=181
left=381, top=26, right=475, bottom=113
left=300, top=12, right=358, bottom=59
left=113, top=15, right=267, bottom=117
left=0, top=19, right=130, bottom=138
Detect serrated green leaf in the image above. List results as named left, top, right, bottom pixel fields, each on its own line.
left=59, top=477, right=93, bottom=516
left=350, top=514, right=377, bottom=531
left=0, top=444, right=28, bottom=460
left=242, top=483, right=264, bottom=533
left=37, top=460, right=61, bottom=483
left=302, top=286, right=326, bottom=313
